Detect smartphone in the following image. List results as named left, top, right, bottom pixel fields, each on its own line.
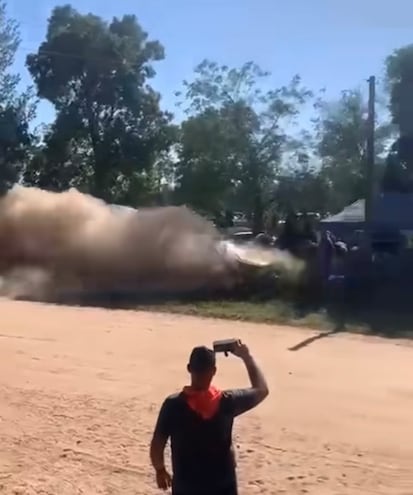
left=213, top=338, right=238, bottom=356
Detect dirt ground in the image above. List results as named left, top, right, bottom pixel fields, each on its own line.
left=0, top=300, right=412, bottom=495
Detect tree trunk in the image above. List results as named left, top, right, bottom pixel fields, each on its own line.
left=86, top=106, right=107, bottom=201
left=252, top=187, right=264, bottom=235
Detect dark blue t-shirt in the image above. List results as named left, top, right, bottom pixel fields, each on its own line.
left=154, top=388, right=259, bottom=494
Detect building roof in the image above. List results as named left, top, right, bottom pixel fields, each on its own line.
left=322, top=193, right=413, bottom=229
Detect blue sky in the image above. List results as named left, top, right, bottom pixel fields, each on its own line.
left=9, top=0, right=413, bottom=127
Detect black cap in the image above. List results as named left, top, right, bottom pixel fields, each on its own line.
left=188, top=346, right=216, bottom=373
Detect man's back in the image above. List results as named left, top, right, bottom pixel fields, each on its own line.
left=154, top=389, right=259, bottom=494
left=150, top=342, right=269, bottom=495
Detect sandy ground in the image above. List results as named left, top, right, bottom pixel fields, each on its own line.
left=0, top=300, right=412, bottom=495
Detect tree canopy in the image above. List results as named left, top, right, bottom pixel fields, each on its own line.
left=25, top=5, right=174, bottom=202
left=1, top=1, right=412, bottom=228
left=0, top=2, right=33, bottom=193
left=174, top=60, right=312, bottom=232
left=381, top=45, right=413, bottom=193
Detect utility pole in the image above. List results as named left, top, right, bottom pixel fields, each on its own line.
left=365, top=75, right=376, bottom=229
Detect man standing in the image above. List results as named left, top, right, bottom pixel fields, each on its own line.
left=150, top=340, right=269, bottom=495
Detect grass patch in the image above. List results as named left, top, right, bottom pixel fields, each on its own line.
left=137, top=297, right=413, bottom=339
left=139, top=299, right=334, bottom=330
left=60, top=286, right=413, bottom=339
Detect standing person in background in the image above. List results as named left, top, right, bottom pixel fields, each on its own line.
left=318, top=229, right=336, bottom=286
left=276, top=211, right=300, bottom=253
left=150, top=341, right=269, bottom=495
left=300, top=213, right=319, bottom=246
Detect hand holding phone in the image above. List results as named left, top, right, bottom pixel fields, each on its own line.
left=213, top=338, right=238, bottom=357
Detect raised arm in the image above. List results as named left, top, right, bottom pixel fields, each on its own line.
left=242, top=351, right=269, bottom=400
left=228, top=341, right=269, bottom=416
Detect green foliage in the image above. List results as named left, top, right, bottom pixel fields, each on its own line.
left=26, top=5, right=174, bottom=202
left=6, top=2, right=413, bottom=223
left=175, top=107, right=237, bottom=212
left=275, top=163, right=331, bottom=216
left=175, top=60, right=312, bottom=232
left=0, top=2, right=34, bottom=193
left=382, top=46, right=413, bottom=192
left=314, top=89, right=392, bottom=212
left=386, top=44, right=413, bottom=135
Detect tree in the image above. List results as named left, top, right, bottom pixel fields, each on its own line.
left=274, top=162, right=331, bottom=216
left=174, top=107, right=240, bottom=215
left=382, top=45, right=413, bottom=192
left=0, top=2, right=33, bottom=193
left=23, top=124, right=94, bottom=191
left=386, top=44, right=413, bottom=138
left=26, top=5, right=174, bottom=203
left=175, top=60, right=311, bottom=232
left=314, top=89, right=392, bottom=212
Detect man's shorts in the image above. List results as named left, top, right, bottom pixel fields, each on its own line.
left=173, top=484, right=238, bottom=495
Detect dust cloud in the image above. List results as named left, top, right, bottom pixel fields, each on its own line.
left=0, top=186, right=304, bottom=301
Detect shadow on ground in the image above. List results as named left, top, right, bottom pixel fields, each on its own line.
left=288, top=328, right=344, bottom=352
left=294, top=280, right=413, bottom=340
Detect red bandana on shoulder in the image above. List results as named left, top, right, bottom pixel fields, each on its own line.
left=182, top=386, right=223, bottom=419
